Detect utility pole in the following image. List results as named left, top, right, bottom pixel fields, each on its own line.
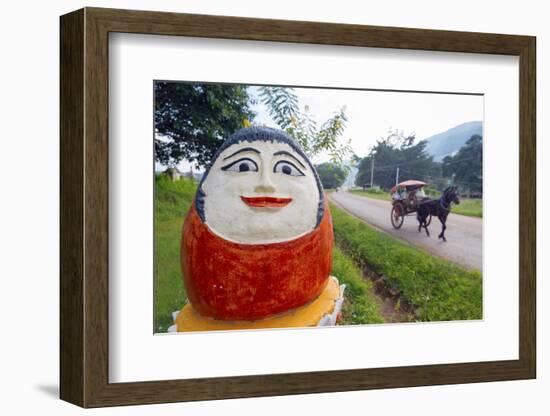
left=370, top=157, right=374, bottom=188
left=396, top=167, right=400, bottom=186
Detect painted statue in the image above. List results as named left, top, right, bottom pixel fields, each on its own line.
left=179, top=127, right=336, bottom=325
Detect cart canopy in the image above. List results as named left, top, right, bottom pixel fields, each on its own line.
left=390, top=180, right=427, bottom=194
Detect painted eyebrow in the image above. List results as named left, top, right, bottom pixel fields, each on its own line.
left=222, top=147, right=260, bottom=160
left=273, top=150, right=306, bottom=169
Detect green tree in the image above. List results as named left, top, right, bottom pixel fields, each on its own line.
left=258, top=86, right=352, bottom=164
left=442, top=134, right=483, bottom=194
left=355, top=129, right=438, bottom=190
left=155, top=82, right=256, bottom=168
left=354, top=156, right=373, bottom=189
left=316, top=163, right=348, bottom=189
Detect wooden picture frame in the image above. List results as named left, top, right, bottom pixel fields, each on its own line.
left=60, top=7, right=536, bottom=408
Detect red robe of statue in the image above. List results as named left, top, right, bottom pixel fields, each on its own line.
left=181, top=199, right=333, bottom=321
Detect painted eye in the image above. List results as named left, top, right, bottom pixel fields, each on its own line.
left=273, top=161, right=304, bottom=176
left=221, top=158, right=258, bottom=173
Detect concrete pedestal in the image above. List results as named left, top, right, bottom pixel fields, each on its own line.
left=168, top=276, right=345, bottom=332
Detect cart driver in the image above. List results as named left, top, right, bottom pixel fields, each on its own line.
left=407, top=188, right=417, bottom=208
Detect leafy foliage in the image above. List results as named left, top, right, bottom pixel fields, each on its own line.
left=259, top=86, right=352, bottom=164
left=330, top=203, right=482, bottom=322
left=316, top=162, right=348, bottom=189
left=355, top=129, right=440, bottom=190
left=155, top=82, right=255, bottom=168
left=442, top=134, right=483, bottom=195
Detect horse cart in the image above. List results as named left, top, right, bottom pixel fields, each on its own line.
left=390, top=180, right=432, bottom=229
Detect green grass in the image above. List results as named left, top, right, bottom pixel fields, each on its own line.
left=351, top=188, right=390, bottom=201
left=332, top=247, right=384, bottom=325
left=154, top=176, right=195, bottom=332
left=330, top=203, right=482, bottom=322
left=154, top=176, right=384, bottom=331
left=350, top=189, right=482, bottom=218
left=452, top=198, right=483, bottom=218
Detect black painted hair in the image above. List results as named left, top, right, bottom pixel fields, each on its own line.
left=195, top=126, right=325, bottom=227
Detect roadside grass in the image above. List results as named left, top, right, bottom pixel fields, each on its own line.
left=350, top=189, right=482, bottom=218
left=351, top=188, right=390, bottom=201
left=452, top=198, right=483, bottom=218
left=332, top=247, right=384, bottom=325
left=330, top=203, right=482, bottom=322
left=154, top=175, right=194, bottom=332
left=154, top=176, right=385, bottom=331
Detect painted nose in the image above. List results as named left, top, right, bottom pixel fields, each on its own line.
left=254, top=167, right=276, bottom=194
left=254, top=183, right=276, bottom=193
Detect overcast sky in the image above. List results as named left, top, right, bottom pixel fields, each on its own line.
left=248, top=85, right=484, bottom=164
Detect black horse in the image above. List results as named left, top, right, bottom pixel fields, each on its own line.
left=416, top=186, right=460, bottom=242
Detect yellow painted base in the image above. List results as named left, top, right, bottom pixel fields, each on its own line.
left=176, top=277, right=341, bottom=332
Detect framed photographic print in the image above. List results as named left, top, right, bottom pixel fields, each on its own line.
left=60, top=7, right=536, bottom=408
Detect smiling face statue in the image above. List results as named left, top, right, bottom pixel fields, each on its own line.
left=182, top=127, right=333, bottom=321
left=198, top=128, right=323, bottom=244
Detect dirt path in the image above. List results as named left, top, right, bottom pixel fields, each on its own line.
left=330, top=191, right=482, bottom=271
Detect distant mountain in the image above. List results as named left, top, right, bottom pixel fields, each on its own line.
left=422, top=121, right=482, bottom=162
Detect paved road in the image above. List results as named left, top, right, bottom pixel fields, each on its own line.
left=330, top=191, right=482, bottom=271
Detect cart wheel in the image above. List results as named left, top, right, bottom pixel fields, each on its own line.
left=426, top=214, right=432, bottom=226
left=391, top=204, right=404, bottom=229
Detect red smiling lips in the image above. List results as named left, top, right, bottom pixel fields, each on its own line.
left=240, top=196, right=293, bottom=208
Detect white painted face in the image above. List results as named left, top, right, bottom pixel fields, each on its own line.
left=201, top=140, right=321, bottom=244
